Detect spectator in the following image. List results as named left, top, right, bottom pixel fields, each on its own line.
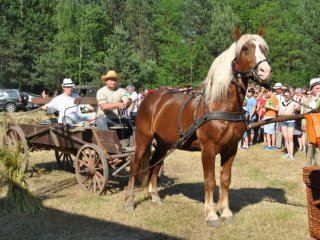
left=289, top=86, right=295, bottom=98
left=293, top=88, right=306, bottom=152
left=301, top=77, right=320, bottom=165
left=263, top=88, right=279, bottom=150
left=42, top=78, right=95, bottom=125
left=96, top=70, right=130, bottom=129
left=126, top=84, right=138, bottom=122
left=274, top=82, right=284, bottom=149
left=246, top=88, right=257, bottom=145
left=42, top=88, right=50, bottom=98
left=279, top=91, right=296, bottom=160
left=274, top=82, right=284, bottom=104
left=53, top=89, right=59, bottom=97
left=240, top=98, right=249, bottom=149
left=256, top=88, right=267, bottom=145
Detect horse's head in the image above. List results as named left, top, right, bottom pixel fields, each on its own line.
left=233, top=26, right=271, bottom=82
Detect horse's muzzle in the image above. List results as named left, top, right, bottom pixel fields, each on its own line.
left=256, top=60, right=271, bottom=81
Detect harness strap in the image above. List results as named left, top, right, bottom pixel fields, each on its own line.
left=175, top=111, right=245, bottom=148
left=178, top=93, right=197, bottom=138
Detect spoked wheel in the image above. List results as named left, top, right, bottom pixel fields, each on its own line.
left=55, top=151, right=75, bottom=172
left=75, top=144, right=108, bottom=195
left=2, top=126, right=29, bottom=173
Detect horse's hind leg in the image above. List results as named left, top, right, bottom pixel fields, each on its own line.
left=148, top=144, right=169, bottom=205
left=124, top=133, right=152, bottom=211
left=219, top=146, right=237, bottom=222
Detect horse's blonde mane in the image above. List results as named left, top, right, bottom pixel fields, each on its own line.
left=203, top=34, right=268, bottom=104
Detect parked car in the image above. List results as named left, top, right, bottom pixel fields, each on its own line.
left=23, top=92, right=41, bottom=111
left=0, top=89, right=28, bottom=112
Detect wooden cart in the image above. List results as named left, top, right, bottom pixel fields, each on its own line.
left=1, top=97, right=135, bottom=195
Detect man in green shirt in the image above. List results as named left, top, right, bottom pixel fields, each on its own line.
left=96, top=70, right=130, bottom=129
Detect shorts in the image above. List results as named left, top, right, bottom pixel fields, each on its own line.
left=243, top=131, right=248, bottom=138
left=263, top=117, right=275, bottom=134
left=280, top=121, right=295, bottom=128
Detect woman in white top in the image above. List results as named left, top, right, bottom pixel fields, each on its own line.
left=279, top=91, right=296, bottom=160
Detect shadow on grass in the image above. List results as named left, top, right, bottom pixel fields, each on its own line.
left=31, top=159, right=63, bottom=172
left=159, top=182, right=288, bottom=213
left=0, top=198, right=181, bottom=240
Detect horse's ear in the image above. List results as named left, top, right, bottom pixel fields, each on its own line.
left=257, top=26, right=265, bottom=37
left=233, top=25, right=242, bottom=40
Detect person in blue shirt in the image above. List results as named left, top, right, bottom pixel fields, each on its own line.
left=246, top=88, right=257, bottom=145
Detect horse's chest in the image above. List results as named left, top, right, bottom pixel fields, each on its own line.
left=199, top=121, right=245, bottom=144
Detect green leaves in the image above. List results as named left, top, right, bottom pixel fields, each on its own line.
left=0, top=0, right=319, bottom=91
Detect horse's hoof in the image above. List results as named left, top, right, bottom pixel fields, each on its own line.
left=123, top=203, right=135, bottom=212
left=207, top=219, right=220, bottom=228
left=220, top=216, right=235, bottom=224
left=149, top=192, right=162, bottom=205
left=152, top=199, right=162, bottom=206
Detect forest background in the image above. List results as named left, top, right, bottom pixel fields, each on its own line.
left=0, top=0, right=319, bottom=93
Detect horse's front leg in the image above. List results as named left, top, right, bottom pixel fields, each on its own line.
left=219, top=144, right=237, bottom=222
left=201, top=146, right=219, bottom=227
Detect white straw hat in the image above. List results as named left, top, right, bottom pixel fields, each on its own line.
left=61, top=78, right=75, bottom=87
left=309, top=78, right=320, bottom=90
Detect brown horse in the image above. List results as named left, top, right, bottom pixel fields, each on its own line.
left=124, top=26, right=271, bottom=226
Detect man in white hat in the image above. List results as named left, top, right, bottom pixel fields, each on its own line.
left=42, top=78, right=94, bottom=125
left=274, top=82, right=284, bottom=103
left=301, top=77, right=320, bottom=165
left=96, top=70, right=130, bottom=129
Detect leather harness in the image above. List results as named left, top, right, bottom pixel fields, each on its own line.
left=174, top=90, right=245, bottom=148
left=174, top=58, right=272, bottom=148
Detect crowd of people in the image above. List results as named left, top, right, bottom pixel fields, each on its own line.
left=240, top=77, right=320, bottom=165
left=40, top=71, right=320, bottom=166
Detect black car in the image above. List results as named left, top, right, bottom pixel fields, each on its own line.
left=23, top=92, right=41, bottom=111
left=0, top=89, right=28, bottom=112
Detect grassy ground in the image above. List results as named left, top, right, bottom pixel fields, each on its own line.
left=0, top=113, right=311, bottom=239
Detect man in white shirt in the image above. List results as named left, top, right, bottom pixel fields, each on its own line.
left=96, top=70, right=130, bottom=129
left=42, top=78, right=95, bottom=125
left=301, top=77, right=320, bottom=165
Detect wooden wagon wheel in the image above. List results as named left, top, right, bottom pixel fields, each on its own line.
left=75, top=143, right=108, bottom=195
left=2, top=126, right=29, bottom=173
left=55, top=151, right=75, bottom=172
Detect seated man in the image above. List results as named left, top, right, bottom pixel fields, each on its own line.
left=42, top=78, right=95, bottom=125
left=96, top=70, right=130, bottom=129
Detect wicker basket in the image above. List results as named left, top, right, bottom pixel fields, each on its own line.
left=303, top=166, right=320, bottom=240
